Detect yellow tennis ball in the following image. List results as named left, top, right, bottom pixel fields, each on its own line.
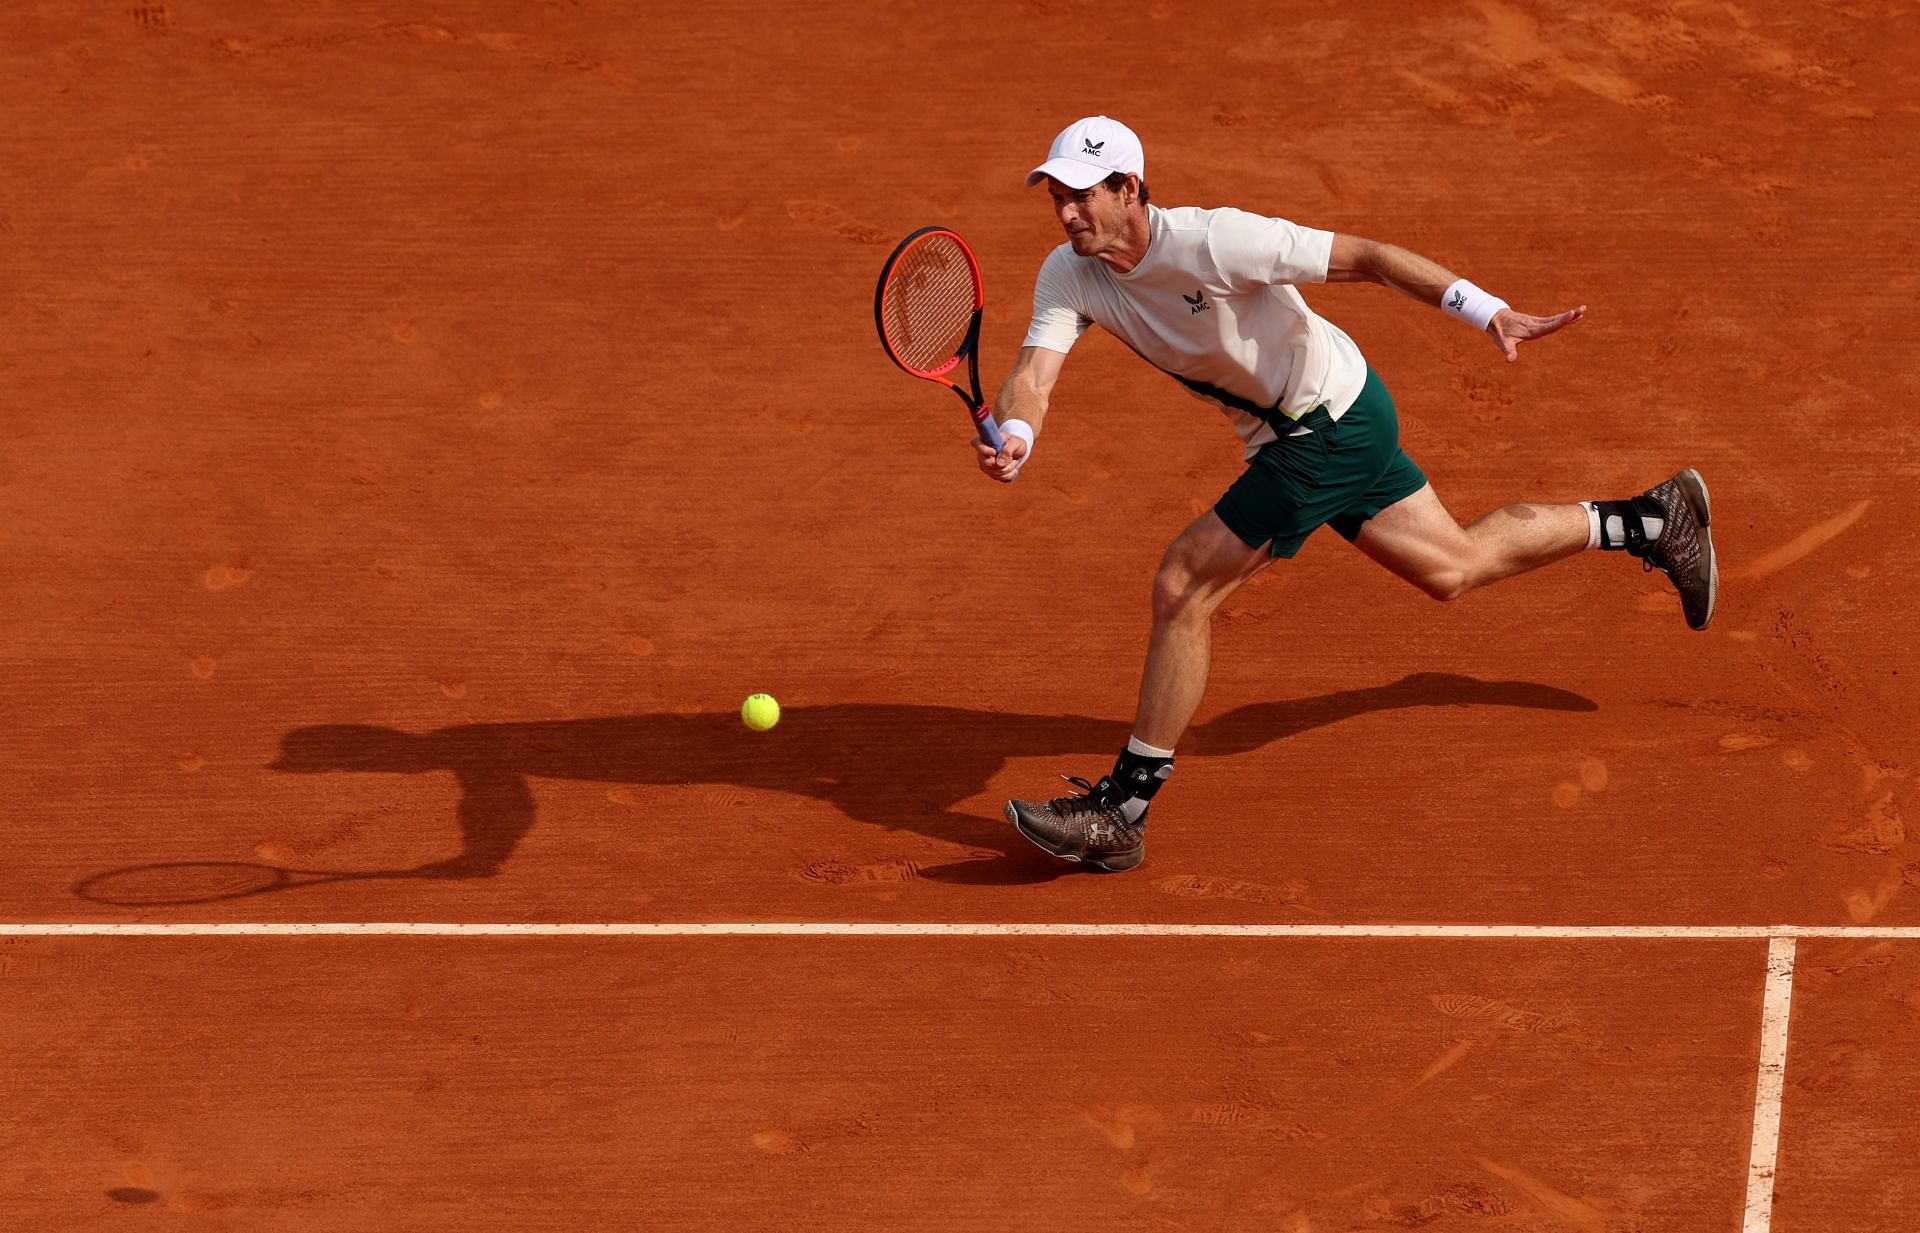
left=741, top=693, right=780, bottom=732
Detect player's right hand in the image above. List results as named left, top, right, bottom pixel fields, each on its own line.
left=974, top=435, right=1028, bottom=483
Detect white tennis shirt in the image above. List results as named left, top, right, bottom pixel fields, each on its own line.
left=1022, top=204, right=1369, bottom=458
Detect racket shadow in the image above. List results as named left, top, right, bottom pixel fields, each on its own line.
left=72, top=862, right=446, bottom=907
left=71, top=674, right=1596, bottom=901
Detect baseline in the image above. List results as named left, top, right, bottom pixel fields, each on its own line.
left=2, top=922, right=1916, bottom=937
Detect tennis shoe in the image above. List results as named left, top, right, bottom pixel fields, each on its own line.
left=1004, top=774, right=1146, bottom=872
left=1628, top=468, right=1717, bottom=630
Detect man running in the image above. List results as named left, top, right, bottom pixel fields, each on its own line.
left=990, top=115, right=1716, bottom=873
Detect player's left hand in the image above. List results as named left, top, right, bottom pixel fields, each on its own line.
left=1487, top=304, right=1587, bottom=362
left=973, top=433, right=1028, bottom=483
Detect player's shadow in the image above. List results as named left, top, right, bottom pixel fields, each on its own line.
left=247, top=672, right=1594, bottom=886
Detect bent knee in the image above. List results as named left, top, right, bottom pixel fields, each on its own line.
left=1150, top=570, right=1200, bottom=623
left=1151, top=568, right=1227, bottom=624
left=1415, top=568, right=1476, bottom=603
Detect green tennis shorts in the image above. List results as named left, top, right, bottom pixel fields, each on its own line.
left=1213, top=367, right=1429, bottom=558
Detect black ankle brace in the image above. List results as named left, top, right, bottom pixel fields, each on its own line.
left=1593, top=497, right=1664, bottom=554
left=1112, top=748, right=1174, bottom=801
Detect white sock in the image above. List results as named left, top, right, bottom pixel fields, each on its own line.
left=1580, top=501, right=1601, bottom=550
left=1126, top=735, right=1176, bottom=759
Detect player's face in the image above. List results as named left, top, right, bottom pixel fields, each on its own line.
left=1048, top=177, right=1130, bottom=256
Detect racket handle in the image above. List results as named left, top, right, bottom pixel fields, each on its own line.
left=974, top=408, right=1005, bottom=451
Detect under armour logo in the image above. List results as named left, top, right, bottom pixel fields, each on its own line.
left=1446, top=288, right=1466, bottom=311
left=1082, top=138, right=1105, bottom=157
left=1183, top=289, right=1210, bottom=314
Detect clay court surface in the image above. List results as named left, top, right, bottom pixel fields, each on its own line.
left=3, top=0, right=1917, bottom=1228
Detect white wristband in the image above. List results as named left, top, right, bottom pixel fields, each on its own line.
left=1440, top=278, right=1508, bottom=331
left=1002, top=418, right=1035, bottom=473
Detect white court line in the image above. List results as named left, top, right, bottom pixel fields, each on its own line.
left=1742, top=937, right=1797, bottom=1233
left=1, top=922, right=1918, bottom=938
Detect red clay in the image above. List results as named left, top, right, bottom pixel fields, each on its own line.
left=1774, top=940, right=1920, bottom=1233
left=2, top=937, right=1763, bottom=1230
left=2, top=1, right=1916, bottom=1228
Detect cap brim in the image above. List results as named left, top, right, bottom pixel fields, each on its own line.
left=1024, top=157, right=1110, bottom=189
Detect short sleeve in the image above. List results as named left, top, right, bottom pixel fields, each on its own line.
left=1022, top=247, right=1092, bottom=354
left=1204, top=207, right=1334, bottom=291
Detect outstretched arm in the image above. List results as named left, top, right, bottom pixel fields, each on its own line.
left=1326, top=234, right=1586, bottom=363
left=975, top=346, right=1066, bottom=483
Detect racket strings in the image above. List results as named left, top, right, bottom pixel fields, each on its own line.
left=881, top=237, right=979, bottom=373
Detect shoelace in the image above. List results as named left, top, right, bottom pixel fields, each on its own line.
left=1046, top=774, right=1123, bottom=820
left=1643, top=492, right=1697, bottom=576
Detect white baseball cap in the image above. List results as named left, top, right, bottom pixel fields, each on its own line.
left=1025, top=115, right=1145, bottom=190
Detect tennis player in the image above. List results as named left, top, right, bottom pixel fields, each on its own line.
left=991, top=116, right=1716, bottom=873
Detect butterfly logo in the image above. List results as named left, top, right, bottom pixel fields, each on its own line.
left=1082, top=138, right=1106, bottom=157
left=1183, top=289, right=1210, bottom=314
left=1447, top=288, right=1466, bottom=311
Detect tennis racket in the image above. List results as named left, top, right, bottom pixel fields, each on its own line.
left=874, top=226, right=1007, bottom=454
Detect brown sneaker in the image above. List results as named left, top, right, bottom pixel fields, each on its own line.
left=1004, top=775, right=1146, bottom=872
left=1627, top=468, right=1718, bottom=630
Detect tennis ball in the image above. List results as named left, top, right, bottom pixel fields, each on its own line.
left=741, top=693, right=780, bottom=732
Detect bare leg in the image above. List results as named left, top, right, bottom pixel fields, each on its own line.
left=1353, top=484, right=1588, bottom=600
left=1133, top=511, right=1274, bottom=749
